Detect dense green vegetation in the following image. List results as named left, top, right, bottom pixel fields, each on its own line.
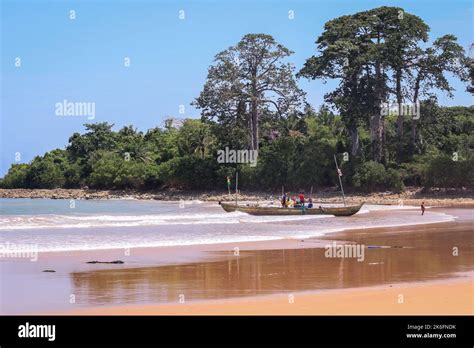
left=1, top=103, right=472, bottom=192
left=1, top=7, right=473, bottom=193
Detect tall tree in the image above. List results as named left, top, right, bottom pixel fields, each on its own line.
left=300, top=6, right=468, bottom=163
left=299, top=13, right=374, bottom=156
left=194, top=34, right=305, bottom=151
left=408, top=35, right=468, bottom=153
left=382, top=9, right=429, bottom=160
left=467, top=44, right=474, bottom=94
left=360, top=8, right=390, bottom=163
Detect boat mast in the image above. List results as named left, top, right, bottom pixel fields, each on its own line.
left=235, top=171, right=238, bottom=206
left=333, top=154, right=346, bottom=206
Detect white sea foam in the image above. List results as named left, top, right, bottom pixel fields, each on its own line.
left=0, top=210, right=335, bottom=230
left=287, top=212, right=455, bottom=239
left=0, top=204, right=438, bottom=231
left=0, top=235, right=286, bottom=253
left=0, top=202, right=456, bottom=252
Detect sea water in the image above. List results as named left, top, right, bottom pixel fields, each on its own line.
left=0, top=199, right=455, bottom=253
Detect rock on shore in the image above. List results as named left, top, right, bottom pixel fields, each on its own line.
left=0, top=187, right=473, bottom=207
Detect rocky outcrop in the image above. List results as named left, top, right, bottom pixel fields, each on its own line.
left=0, top=187, right=472, bottom=207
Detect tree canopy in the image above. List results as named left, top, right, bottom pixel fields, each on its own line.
left=193, top=33, right=306, bottom=151
left=1, top=8, right=473, bottom=193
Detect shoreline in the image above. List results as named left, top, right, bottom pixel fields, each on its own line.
left=1, top=187, right=474, bottom=207
left=1, top=210, right=472, bottom=315
left=7, top=210, right=457, bottom=253
left=62, top=277, right=473, bottom=315
left=2, top=209, right=461, bottom=261
left=0, top=208, right=458, bottom=253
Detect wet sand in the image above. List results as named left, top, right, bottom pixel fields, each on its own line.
left=1, top=208, right=473, bottom=315
left=69, top=278, right=473, bottom=315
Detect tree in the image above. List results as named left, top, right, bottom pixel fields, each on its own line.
left=157, top=156, right=217, bottom=189
left=26, top=156, right=65, bottom=188
left=143, top=126, right=179, bottom=164
left=116, top=125, right=153, bottom=163
left=194, top=33, right=305, bottom=151
left=67, top=122, right=117, bottom=160
left=300, top=7, right=468, bottom=163
left=467, top=44, right=474, bottom=94
left=177, top=119, right=216, bottom=158
left=467, top=59, right=474, bottom=94
left=0, top=164, right=29, bottom=188
left=352, top=161, right=404, bottom=192
left=66, top=122, right=117, bottom=180
left=88, top=152, right=121, bottom=188
left=298, top=9, right=382, bottom=158
left=408, top=35, right=468, bottom=154
left=381, top=9, right=429, bottom=160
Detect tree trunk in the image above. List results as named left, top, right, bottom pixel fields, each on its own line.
left=250, top=99, right=259, bottom=151
left=371, top=92, right=383, bottom=160
left=382, top=118, right=388, bottom=165
left=371, top=34, right=384, bottom=163
left=370, top=113, right=384, bottom=162
left=250, top=72, right=259, bottom=151
left=350, top=127, right=359, bottom=156
left=411, top=120, right=417, bottom=154
left=410, top=76, right=421, bottom=155
left=396, top=69, right=404, bottom=161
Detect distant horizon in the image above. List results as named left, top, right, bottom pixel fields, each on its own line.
left=1, top=0, right=473, bottom=176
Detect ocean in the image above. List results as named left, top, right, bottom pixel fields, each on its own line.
left=0, top=198, right=455, bottom=252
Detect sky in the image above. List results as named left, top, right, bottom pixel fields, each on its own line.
left=1, top=0, right=473, bottom=176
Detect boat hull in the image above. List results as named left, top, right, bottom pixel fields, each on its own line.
left=220, top=202, right=364, bottom=217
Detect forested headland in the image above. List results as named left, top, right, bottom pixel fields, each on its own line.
left=2, top=7, right=473, bottom=194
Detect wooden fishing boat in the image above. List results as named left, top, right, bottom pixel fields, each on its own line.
left=219, top=202, right=364, bottom=217
left=222, top=155, right=361, bottom=217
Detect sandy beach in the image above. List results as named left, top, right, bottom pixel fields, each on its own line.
left=68, top=278, right=473, bottom=315
left=1, top=205, right=472, bottom=315
left=65, top=209, right=474, bottom=316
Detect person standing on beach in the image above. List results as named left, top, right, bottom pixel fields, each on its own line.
left=421, top=202, right=425, bottom=215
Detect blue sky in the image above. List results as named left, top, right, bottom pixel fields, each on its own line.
left=1, top=0, right=473, bottom=176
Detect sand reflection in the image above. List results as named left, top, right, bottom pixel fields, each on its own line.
left=70, top=223, right=473, bottom=307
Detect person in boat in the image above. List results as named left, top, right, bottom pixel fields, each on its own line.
left=299, top=191, right=305, bottom=207
left=288, top=197, right=295, bottom=208
left=293, top=196, right=300, bottom=208
left=281, top=193, right=287, bottom=208
left=308, top=198, right=313, bottom=208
